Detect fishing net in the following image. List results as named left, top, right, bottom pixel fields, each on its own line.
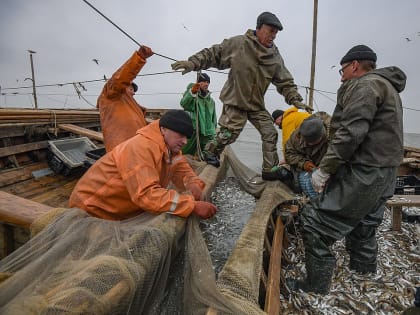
left=0, top=146, right=295, bottom=314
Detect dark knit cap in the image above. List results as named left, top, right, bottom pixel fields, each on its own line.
left=340, top=45, right=377, bottom=65
left=272, top=109, right=284, bottom=120
left=197, top=73, right=210, bottom=83
left=159, top=110, right=193, bottom=138
left=300, top=116, right=325, bottom=143
left=131, top=82, right=138, bottom=92
left=257, top=12, right=283, bottom=31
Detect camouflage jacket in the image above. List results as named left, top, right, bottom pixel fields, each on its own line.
left=188, top=29, right=302, bottom=111
left=285, top=112, right=331, bottom=171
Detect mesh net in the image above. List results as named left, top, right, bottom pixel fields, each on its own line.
left=0, top=146, right=295, bottom=314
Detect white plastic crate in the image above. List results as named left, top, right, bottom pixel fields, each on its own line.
left=48, top=137, right=97, bottom=169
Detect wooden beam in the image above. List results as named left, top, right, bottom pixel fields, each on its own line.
left=0, top=191, right=52, bottom=228
left=58, top=124, right=104, bottom=142
left=0, top=162, right=48, bottom=187
left=0, top=141, right=48, bottom=158
left=264, top=216, right=284, bottom=315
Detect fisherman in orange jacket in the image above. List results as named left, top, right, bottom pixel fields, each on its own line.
left=69, top=110, right=217, bottom=220
left=98, top=45, right=154, bottom=152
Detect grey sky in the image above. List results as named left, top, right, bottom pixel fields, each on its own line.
left=1, top=0, right=419, bottom=132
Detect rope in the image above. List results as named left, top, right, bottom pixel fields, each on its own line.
left=82, top=0, right=176, bottom=62
left=194, top=71, right=204, bottom=161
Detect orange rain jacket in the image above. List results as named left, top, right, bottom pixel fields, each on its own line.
left=97, top=51, right=148, bottom=152
left=69, top=120, right=205, bottom=220
left=281, top=106, right=310, bottom=151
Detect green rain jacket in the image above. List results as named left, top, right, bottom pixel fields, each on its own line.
left=180, top=83, right=217, bottom=138
left=320, top=66, right=406, bottom=174
left=187, top=30, right=302, bottom=111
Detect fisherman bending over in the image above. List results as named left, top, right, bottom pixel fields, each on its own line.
left=70, top=110, right=217, bottom=220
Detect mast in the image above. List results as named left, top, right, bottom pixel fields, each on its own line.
left=308, top=0, right=318, bottom=110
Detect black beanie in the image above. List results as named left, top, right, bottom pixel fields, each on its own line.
left=131, top=82, right=138, bottom=92
left=340, top=45, right=377, bottom=65
left=272, top=109, right=284, bottom=120
left=300, top=116, right=325, bottom=143
left=197, top=73, right=210, bottom=83
left=159, top=110, right=193, bottom=138
left=256, top=12, right=283, bottom=31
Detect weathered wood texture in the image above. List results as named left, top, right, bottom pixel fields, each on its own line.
left=58, top=124, right=104, bottom=142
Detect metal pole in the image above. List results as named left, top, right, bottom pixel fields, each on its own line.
left=28, top=50, right=38, bottom=109
left=308, top=0, right=318, bottom=110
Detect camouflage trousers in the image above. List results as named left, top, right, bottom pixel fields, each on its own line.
left=203, top=104, right=279, bottom=172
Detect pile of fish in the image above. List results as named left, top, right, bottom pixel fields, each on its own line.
left=282, top=207, right=419, bottom=314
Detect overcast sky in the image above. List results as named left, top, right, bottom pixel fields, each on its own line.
left=1, top=0, right=419, bottom=132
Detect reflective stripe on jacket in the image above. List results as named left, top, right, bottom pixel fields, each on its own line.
left=69, top=120, right=205, bottom=220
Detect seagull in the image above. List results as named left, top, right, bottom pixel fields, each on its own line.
left=181, top=23, right=189, bottom=31
left=330, top=65, right=336, bottom=69
left=92, top=58, right=99, bottom=65
left=405, top=37, right=412, bottom=42
left=103, top=74, right=107, bottom=81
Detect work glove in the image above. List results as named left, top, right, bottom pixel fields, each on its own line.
left=191, top=83, right=200, bottom=94
left=193, top=201, right=217, bottom=219
left=171, top=60, right=195, bottom=75
left=303, top=160, right=316, bottom=172
left=311, top=168, right=330, bottom=193
left=187, top=182, right=203, bottom=201
left=293, top=101, right=313, bottom=113
left=138, top=45, right=154, bottom=59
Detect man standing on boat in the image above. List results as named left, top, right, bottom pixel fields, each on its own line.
left=171, top=12, right=311, bottom=180
left=180, top=73, right=217, bottom=158
left=288, top=45, right=406, bottom=294
left=97, top=45, right=154, bottom=152
left=69, top=109, right=217, bottom=221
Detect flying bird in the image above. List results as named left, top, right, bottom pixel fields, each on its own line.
left=405, top=37, right=411, bottom=42
left=92, top=59, right=99, bottom=65
left=330, top=65, right=336, bottom=69
left=181, top=23, right=189, bottom=31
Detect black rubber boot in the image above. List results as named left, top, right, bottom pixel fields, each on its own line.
left=349, top=259, right=376, bottom=274
left=287, top=253, right=335, bottom=295
left=203, top=152, right=220, bottom=168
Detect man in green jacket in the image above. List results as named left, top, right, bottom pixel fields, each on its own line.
left=287, top=45, right=406, bottom=295
left=180, top=73, right=217, bottom=157
left=172, top=12, right=309, bottom=180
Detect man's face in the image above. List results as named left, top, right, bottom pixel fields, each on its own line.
left=126, top=85, right=135, bottom=96
left=339, top=61, right=357, bottom=82
left=199, top=81, right=209, bottom=92
left=161, top=127, right=187, bottom=154
left=256, top=24, right=278, bottom=48
left=274, top=115, right=283, bottom=127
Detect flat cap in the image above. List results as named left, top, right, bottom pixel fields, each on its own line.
left=340, top=44, right=377, bottom=65
left=257, top=12, right=283, bottom=31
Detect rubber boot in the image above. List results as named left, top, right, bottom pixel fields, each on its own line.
left=287, top=253, right=335, bottom=295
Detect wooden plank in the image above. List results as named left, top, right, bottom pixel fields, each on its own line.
left=58, top=123, right=104, bottom=142
left=0, top=141, right=48, bottom=158
left=0, top=162, right=48, bottom=187
left=386, top=195, right=420, bottom=231
left=265, top=216, right=284, bottom=315
left=0, top=191, right=52, bottom=228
